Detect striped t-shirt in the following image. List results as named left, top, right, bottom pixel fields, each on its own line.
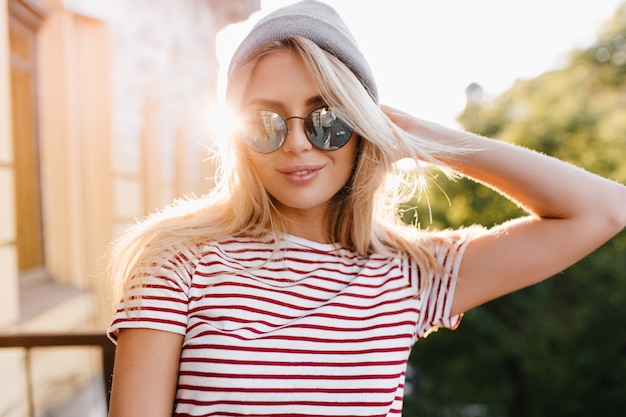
left=109, top=232, right=471, bottom=417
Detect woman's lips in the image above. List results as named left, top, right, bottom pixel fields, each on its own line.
left=279, top=164, right=323, bottom=184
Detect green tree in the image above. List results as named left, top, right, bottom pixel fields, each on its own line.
left=403, top=4, right=626, bottom=416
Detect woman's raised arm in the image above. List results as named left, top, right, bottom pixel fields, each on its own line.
left=383, top=105, right=626, bottom=315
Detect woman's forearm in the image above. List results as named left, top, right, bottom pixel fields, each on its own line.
left=448, top=131, right=624, bottom=223
left=384, top=105, right=626, bottom=230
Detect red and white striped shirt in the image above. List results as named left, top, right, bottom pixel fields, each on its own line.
left=109, top=232, right=471, bottom=417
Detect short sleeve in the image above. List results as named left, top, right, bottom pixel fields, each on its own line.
left=410, top=228, right=483, bottom=341
left=107, top=247, right=198, bottom=343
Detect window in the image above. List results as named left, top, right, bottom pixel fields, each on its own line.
left=9, top=0, right=46, bottom=274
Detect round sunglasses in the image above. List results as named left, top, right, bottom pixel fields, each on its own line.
left=238, top=107, right=354, bottom=153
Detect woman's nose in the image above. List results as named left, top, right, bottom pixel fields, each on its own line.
left=282, top=117, right=312, bottom=153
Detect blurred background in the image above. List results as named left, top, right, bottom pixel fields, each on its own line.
left=0, top=0, right=624, bottom=416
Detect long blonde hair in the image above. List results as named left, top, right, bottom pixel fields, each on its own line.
left=108, top=37, right=467, bottom=305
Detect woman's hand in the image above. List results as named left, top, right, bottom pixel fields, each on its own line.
left=381, top=104, right=477, bottom=165
left=381, top=104, right=464, bottom=143
left=380, top=105, right=418, bottom=132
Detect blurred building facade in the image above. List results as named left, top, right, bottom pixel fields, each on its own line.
left=0, top=0, right=259, bottom=415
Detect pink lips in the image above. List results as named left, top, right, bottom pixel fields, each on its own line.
left=279, top=164, right=323, bottom=185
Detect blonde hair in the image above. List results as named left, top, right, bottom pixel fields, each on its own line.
left=107, top=37, right=467, bottom=306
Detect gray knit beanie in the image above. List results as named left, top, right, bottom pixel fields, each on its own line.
left=227, top=0, right=378, bottom=102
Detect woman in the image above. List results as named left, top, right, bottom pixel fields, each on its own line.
left=106, top=1, right=626, bottom=416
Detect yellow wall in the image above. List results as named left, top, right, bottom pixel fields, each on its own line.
left=0, top=0, right=20, bottom=328
left=0, top=0, right=260, bottom=415
left=1, top=2, right=28, bottom=415
left=37, top=8, right=114, bottom=320
left=0, top=3, right=116, bottom=415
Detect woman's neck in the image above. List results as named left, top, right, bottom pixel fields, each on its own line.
left=277, top=205, right=332, bottom=243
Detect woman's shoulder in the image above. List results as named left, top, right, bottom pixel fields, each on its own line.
left=410, top=224, right=487, bottom=248
left=390, top=224, right=487, bottom=274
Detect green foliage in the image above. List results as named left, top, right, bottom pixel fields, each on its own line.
left=404, top=4, right=626, bottom=416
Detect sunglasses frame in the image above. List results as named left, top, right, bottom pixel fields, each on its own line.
left=238, top=106, right=354, bottom=153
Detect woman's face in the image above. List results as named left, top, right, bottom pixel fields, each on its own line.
left=240, top=49, right=358, bottom=221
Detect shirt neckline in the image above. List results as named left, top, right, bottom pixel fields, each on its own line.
left=282, top=233, right=343, bottom=252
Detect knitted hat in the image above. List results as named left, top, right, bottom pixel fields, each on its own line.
left=227, top=0, right=378, bottom=102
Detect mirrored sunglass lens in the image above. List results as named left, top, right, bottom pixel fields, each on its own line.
left=240, top=111, right=285, bottom=153
left=305, top=108, right=353, bottom=150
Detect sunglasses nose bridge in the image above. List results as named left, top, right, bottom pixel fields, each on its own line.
left=284, top=115, right=306, bottom=122
left=284, top=115, right=306, bottom=132
left=282, top=115, right=312, bottom=152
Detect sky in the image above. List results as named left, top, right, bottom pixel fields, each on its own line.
left=217, top=0, right=625, bottom=127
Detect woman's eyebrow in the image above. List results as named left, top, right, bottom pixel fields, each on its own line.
left=244, top=98, right=283, bottom=109
left=244, top=95, right=325, bottom=109
left=305, top=95, right=325, bottom=106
